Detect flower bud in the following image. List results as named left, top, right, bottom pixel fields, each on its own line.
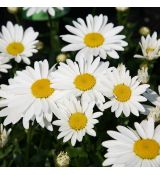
left=56, top=151, right=70, bottom=167
left=0, top=124, right=11, bottom=148
left=7, top=7, right=19, bottom=14
left=35, top=41, right=44, bottom=50
left=115, top=7, right=129, bottom=12
left=56, top=53, right=69, bottom=63
left=139, top=26, right=150, bottom=36
left=137, top=66, right=149, bottom=84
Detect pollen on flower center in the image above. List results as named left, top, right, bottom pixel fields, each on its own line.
left=74, top=73, right=96, bottom=91
left=69, top=112, right=87, bottom=130
left=113, top=84, right=132, bottom=102
left=134, top=139, right=160, bottom=159
left=84, top=32, right=105, bottom=48
left=31, top=79, right=54, bottom=98
left=6, top=42, right=24, bottom=56
left=146, top=47, right=155, bottom=54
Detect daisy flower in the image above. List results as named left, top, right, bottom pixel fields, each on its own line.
left=0, top=60, right=65, bottom=131
left=134, top=32, right=160, bottom=61
left=23, top=7, right=64, bottom=17
left=53, top=97, right=102, bottom=146
left=0, top=57, right=12, bottom=73
left=102, top=118, right=160, bottom=167
left=0, top=21, right=39, bottom=65
left=51, top=56, right=112, bottom=110
left=61, top=14, right=128, bottom=61
left=103, top=64, right=150, bottom=117
left=0, top=123, right=11, bottom=148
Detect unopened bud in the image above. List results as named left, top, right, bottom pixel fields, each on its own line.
left=7, top=7, right=19, bottom=14
left=56, top=151, right=70, bottom=167
left=139, top=26, right=150, bottom=36
left=56, top=53, right=69, bottom=63
left=115, top=7, right=129, bottom=12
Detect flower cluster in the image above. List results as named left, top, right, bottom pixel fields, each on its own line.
left=1, top=11, right=160, bottom=167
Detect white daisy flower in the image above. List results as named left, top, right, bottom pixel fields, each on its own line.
left=51, top=56, right=112, bottom=110
left=102, top=118, right=160, bottom=167
left=103, top=64, right=150, bottom=117
left=137, top=66, right=149, bottom=84
left=0, top=57, right=12, bottom=73
left=61, top=14, right=128, bottom=61
left=0, top=21, right=39, bottom=65
left=0, top=123, right=11, bottom=148
left=134, top=32, right=160, bottom=61
left=0, top=60, right=65, bottom=131
left=23, top=7, right=64, bottom=17
left=53, top=97, right=103, bottom=146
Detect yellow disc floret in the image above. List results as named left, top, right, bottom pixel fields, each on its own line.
left=113, top=84, right=132, bottom=102
left=134, top=139, right=160, bottom=159
left=84, top=32, right=104, bottom=48
left=6, top=42, right=24, bottom=56
left=69, top=112, right=87, bottom=130
left=74, top=73, right=96, bottom=91
left=31, top=79, right=54, bottom=98
left=146, top=47, right=155, bottom=54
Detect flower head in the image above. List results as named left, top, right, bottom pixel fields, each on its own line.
left=0, top=21, right=39, bottom=65
left=103, top=64, right=149, bottom=117
left=53, top=96, right=102, bottom=146
left=0, top=60, right=65, bottom=130
left=51, top=56, right=113, bottom=110
left=102, top=118, right=160, bottom=167
left=134, top=32, right=160, bottom=61
left=61, top=14, right=128, bottom=61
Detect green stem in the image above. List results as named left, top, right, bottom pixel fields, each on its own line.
left=25, top=128, right=32, bottom=166
left=47, top=13, right=60, bottom=53
left=38, top=129, right=45, bottom=150
left=14, top=13, right=21, bottom=24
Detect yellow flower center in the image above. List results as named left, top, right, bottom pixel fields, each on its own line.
left=69, top=112, right=87, bottom=130
left=113, top=84, right=132, bottom=102
left=146, top=47, right=155, bottom=54
left=134, top=139, right=160, bottom=159
left=6, top=42, right=24, bottom=56
left=74, top=73, right=96, bottom=91
left=31, top=79, right=54, bottom=98
left=84, top=32, right=104, bottom=48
